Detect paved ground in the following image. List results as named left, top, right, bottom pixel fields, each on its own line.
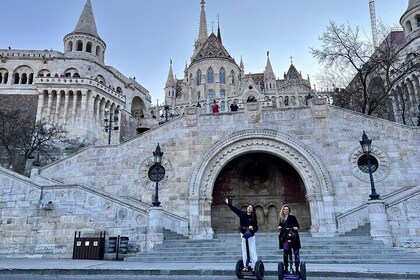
left=0, top=258, right=419, bottom=279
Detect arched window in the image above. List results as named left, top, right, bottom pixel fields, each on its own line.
left=220, top=100, right=226, bottom=111
left=77, top=40, right=83, bottom=51
left=284, top=96, right=289, bottom=106
left=416, top=15, right=420, bottom=28
left=207, top=67, right=214, bottom=84
left=197, top=70, right=202, bottom=86
left=406, top=21, right=413, bottom=32
left=231, top=70, right=235, bottom=84
left=96, top=46, right=101, bottom=56
left=14, top=73, right=19, bottom=84
left=208, top=89, right=215, bottom=100
left=21, top=73, right=28, bottom=84
left=219, top=68, right=225, bottom=84
left=67, top=41, right=73, bottom=52
left=220, top=89, right=226, bottom=98
left=197, top=91, right=201, bottom=101
left=86, top=42, right=92, bottom=53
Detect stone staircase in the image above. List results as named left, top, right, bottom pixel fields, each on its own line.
left=125, top=228, right=420, bottom=264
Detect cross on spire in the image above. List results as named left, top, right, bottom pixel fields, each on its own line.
left=290, top=56, right=294, bottom=64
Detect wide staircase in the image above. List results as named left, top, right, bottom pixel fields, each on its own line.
left=125, top=228, right=420, bottom=264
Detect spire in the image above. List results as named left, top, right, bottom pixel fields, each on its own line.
left=165, top=59, right=176, bottom=87
left=369, top=0, right=378, bottom=48
left=240, top=56, right=244, bottom=72
left=264, top=51, right=275, bottom=79
left=72, top=0, right=100, bottom=38
left=197, top=0, right=208, bottom=45
left=217, top=14, right=222, bottom=43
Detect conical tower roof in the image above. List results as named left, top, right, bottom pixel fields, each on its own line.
left=408, top=0, right=420, bottom=9
left=70, top=0, right=100, bottom=38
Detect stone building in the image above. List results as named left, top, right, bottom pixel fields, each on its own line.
left=0, top=0, right=419, bottom=258
left=0, top=0, right=151, bottom=149
left=163, top=0, right=316, bottom=117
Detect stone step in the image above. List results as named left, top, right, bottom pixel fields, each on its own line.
left=125, top=230, right=420, bottom=264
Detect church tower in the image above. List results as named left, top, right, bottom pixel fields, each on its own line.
left=165, top=60, right=176, bottom=106
left=193, top=0, right=209, bottom=56
left=63, top=0, right=106, bottom=64
left=263, top=51, right=277, bottom=94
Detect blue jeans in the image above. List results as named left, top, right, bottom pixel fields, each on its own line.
left=283, top=248, right=300, bottom=269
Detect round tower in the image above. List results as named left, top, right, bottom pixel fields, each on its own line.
left=63, top=0, right=106, bottom=64
left=400, top=0, right=420, bottom=39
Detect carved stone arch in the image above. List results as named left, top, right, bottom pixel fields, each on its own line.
left=188, top=129, right=336, bottom=238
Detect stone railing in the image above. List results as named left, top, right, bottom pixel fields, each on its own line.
left=337, top=185, right=420, bottom=236
left=35, top=77, right=126, bottom=102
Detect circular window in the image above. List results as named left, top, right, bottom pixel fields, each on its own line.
left=249, top=85, right=253, bottom=90
left=350, top=146, right=390, bottom=183
left=357, top=154, right=378, bottom=173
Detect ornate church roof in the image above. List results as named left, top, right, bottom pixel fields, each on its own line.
left=191, top=33, right=235, bottom=63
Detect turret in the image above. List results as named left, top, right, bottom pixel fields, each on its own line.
left=63, top=0, right=106, bottom=64
left=263, top=51, right=277, bottom=93
left=194, top=0, right=208, bottom=55
left=400, top=0, right=420, bottom=39
left=165, top=59, right=176, bottom=106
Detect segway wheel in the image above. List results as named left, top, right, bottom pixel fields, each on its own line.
left=255, top=260, right=264, bottom=280
left=235, top=259, right=244, bottom=279
left=277, top=261, right=285, bottom=280
left=299, top=262, right=306, bottom=280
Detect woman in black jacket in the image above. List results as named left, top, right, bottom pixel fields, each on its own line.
left=278, top=204, right=301, bottom=273
left=225, top=198, right=258, bottom=271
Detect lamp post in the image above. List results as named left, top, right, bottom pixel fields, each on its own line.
left=104, top=108, right=119, bottom=145
left=148, top=144, right=165, bottom=207
left=359, top=131, right=380, bottom=200
left=164, top=105, right=170, bottom=122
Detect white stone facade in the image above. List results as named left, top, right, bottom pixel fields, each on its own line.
left=0, top=0, right=151, bottom=147
left=0, top=0, right=419, bottom=258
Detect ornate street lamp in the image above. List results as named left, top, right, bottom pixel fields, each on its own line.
left=148, top=144, right=165, bottom=207
left=359, top=131, right=380, bottom=200
left=104, top=108, right=119, bottom=145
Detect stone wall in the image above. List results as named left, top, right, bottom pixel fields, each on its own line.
left=1, top=102, right=419, bottom=257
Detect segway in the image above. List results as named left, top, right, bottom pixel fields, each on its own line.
left=278, top=229, right=306, bottom=280
left=235, top=228, right=264, bottom=280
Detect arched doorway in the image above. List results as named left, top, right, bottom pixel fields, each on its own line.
left=211, top=153, right=310, bottom=233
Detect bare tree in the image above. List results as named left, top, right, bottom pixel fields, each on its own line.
left=0, top=109, right=65, bottom=174
left=311, top=21, right=418, bottom=120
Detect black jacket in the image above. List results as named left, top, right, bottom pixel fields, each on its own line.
left=278, top=215, right=301, bottom=249
left=227, top=203, right=258, bottom=236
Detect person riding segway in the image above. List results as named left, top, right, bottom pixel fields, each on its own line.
left=225, top=198, right=264, bottom=280
left=277, top=205, right=306, bottom=280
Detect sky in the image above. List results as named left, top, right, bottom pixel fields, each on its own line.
left=1, top=0, right=408, bottom=104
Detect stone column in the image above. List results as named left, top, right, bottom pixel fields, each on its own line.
left=45, top=91, right=53, bottom=120
left=146, top=206, right=164, bottom=250
left=35, top=92, right=45, bottom=121
left=80, top=90, right=87, bottom=126
left=368, top=199, right=393, bottom=245
left=55, top=92, right=62, bottom=124
left=63, top=92, right=69, bottom=126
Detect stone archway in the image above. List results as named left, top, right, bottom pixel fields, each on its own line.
left=211, top=153, right=310, bottom=233
left=188, top=129, right=336, bottom=239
